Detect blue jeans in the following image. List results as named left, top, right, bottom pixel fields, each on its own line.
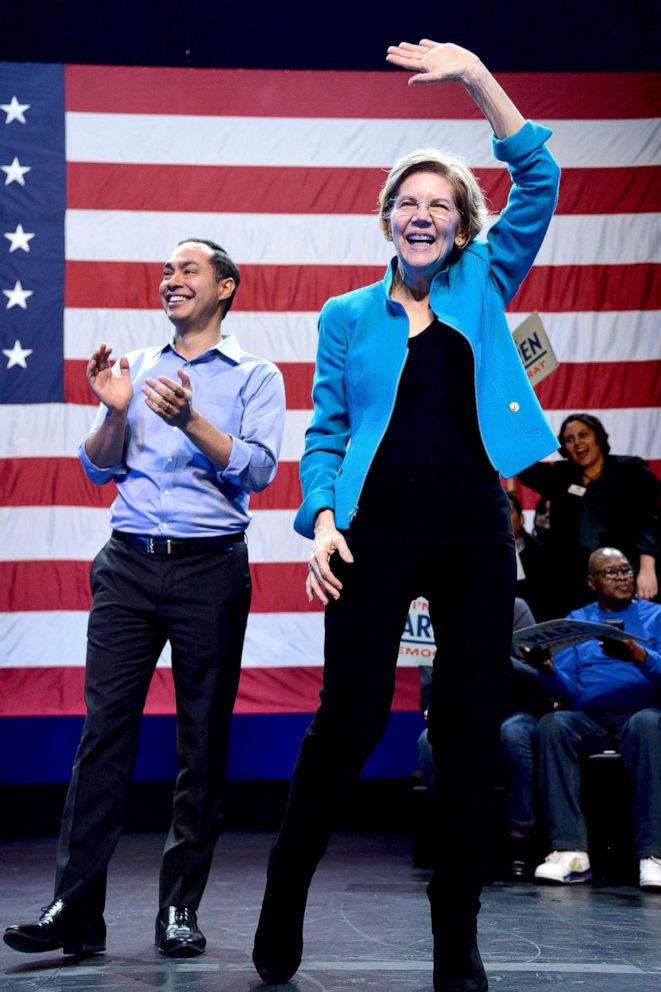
left=500, top=712, right=538, bottom=829
left=420, top=712, right=539, bottom=829
left=418, top=727, right=435, bottom=795
left=538, top=707, right=661, bottom=858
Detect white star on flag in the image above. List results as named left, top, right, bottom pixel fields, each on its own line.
left=4, top=224, right=35, bottom=253
left=1, top=157, right=31, bottom=186
left=2, top=339, right=33, bottom=369
left=3, top=280, right=33, bottom=309
left=1, top=96, right=30, bottom=124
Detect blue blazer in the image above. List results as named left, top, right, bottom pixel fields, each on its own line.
left=295, top=120, right=561, bottom=538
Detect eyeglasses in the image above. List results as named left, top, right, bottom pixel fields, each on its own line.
left=590, top=566, right=634, bottom=580
left=388, top=196, right=460, bottom=220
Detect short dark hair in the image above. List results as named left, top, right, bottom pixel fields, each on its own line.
left=558, top=413, right=611, bottom=458
left=178, top=238, right=241, bottom=314
left=507, top=492, right=523, bottom=516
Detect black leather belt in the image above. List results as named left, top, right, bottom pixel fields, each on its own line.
left=112, top=530, right=245, bottom=557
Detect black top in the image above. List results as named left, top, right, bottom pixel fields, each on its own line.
left=519, top=454, right=660, bottom=615
left=519, top=455, right=659, bottom=562
left=350, top=318, right=510, bottom=541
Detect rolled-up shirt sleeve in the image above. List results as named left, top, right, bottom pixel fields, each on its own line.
left=77, top=405, right=127, bottom=485
left=217, top=366, right=286, bottom=493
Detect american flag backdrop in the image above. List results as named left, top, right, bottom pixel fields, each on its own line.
left=0, top=64, right=659, bottom=743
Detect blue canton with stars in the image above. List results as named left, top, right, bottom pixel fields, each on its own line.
left=0, top=63, right=65, bottom=403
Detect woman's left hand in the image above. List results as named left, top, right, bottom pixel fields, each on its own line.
left=385, top=40, right=482, bottom=86
left=636, top=555, right=658, bottom=600
left=306, top=509, right=354, bottom=606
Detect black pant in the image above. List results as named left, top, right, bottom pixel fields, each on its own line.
left=268, top=533, right=516, bottom=930
left=54, top=535, right=251, bottom=913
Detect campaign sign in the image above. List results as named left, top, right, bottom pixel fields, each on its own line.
left=513, top=312, right=558, bottom=386
left=399, top=598, right=436, bottom=665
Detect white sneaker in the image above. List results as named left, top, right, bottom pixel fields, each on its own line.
left=534, top=850, right=591, bottom=884
left=640, top=857, right=661, bottom=892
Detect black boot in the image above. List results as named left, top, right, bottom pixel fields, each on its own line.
left=433, top=932, right=488, bottom=992
left=509, top=833, right=533, bottom=881
left=252, top=872, right=309, bottom=984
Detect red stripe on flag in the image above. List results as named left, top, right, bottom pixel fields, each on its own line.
left=0, top=457, right=113, bottom=507
left=534, top=361, right=661, bottom=409
left=0, top=561, right=93, bottom=612
left=0, top=561, right=319, bottom=613
left=251, top=463, right=302, bottom=510
left=0, top=664, right=419, bottom=717
left=513, top=263, right=661, bottom=312
left=66, top=261, right=661, bottom=313
left=250, top=563, right=322, bottom=613
left=64, top=354, right=661, bottom=412
left=66, top=65, right=660, bottom=119
left=234, top=665, right=420, bottom=715
left=65, top=262, right=385, bottom=312
left=67, top=162, right=661, bottom=215
left=4, top=451, right=654, bottom=523
left=64, top=358, right=313, bottom=413
left=0, top=456, right=301, bottom=511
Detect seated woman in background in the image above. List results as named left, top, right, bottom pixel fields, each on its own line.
left=519, top=413, right=659, bottom=618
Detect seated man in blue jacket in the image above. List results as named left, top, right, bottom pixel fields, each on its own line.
left=529, top=547, right=661, bottom=890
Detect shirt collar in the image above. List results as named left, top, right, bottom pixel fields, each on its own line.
left=159, top=333, right=243, bottom=366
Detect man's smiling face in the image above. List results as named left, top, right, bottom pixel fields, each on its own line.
left=159, top=242, right=233, bottom=329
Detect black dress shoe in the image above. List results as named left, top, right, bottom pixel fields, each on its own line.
left=3, top=898, right=106, bottom=956
left=434, top=935, right=488, bottom=992
left=155, top=907, right=206, bottom=957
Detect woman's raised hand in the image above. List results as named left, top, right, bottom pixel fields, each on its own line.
left=385, top=40, right=482, bottom=86
left=386, top=38, right=524, bottom=138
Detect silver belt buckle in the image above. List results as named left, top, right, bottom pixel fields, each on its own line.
left=166, top=539, right=172, bottom=555
left=147, top=537, right=155, bottom=554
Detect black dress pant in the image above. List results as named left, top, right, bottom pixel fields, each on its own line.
left=268, top=533, right=516, bottom=930
left=54, top=535, right=251, bottom=913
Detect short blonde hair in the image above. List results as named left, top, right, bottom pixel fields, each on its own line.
left=378, top=148, right=488, bottom=245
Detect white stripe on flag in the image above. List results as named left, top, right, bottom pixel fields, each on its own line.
left=0, top=610, right=324, bottom=669
left=65, top=209, right=660, bottom=266
left=65, top=308, right=661, bottom=366
left=505, top=311, right=661, bottom=364
left=2, top=406, right=660, bottom=463
left=0, top=507, right=310, bottom=563
left=64, top=310, right=320, bottom=364
left=0, top=406, right=310, bottom=461
left=66, top=113, right=660, bottom=168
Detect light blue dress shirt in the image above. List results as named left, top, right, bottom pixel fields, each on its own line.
left=79, top=334, right=286, bottom=537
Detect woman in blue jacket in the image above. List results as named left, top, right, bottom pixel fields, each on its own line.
left=254, top=39, right=560, bottom=992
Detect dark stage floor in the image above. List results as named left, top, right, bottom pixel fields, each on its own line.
left=1, top=831, right=660, bottom=991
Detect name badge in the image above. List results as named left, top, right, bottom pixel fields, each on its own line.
left=568, top=484, right=586, bottom=496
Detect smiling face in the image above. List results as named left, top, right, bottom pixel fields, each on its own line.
left=562, top=419, right=605, bottom=478
left=387, top=171, right=466, bottom=286
left=587, top=547, right=635, bottom=609
left=159, top=242, right=235, bottom=332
